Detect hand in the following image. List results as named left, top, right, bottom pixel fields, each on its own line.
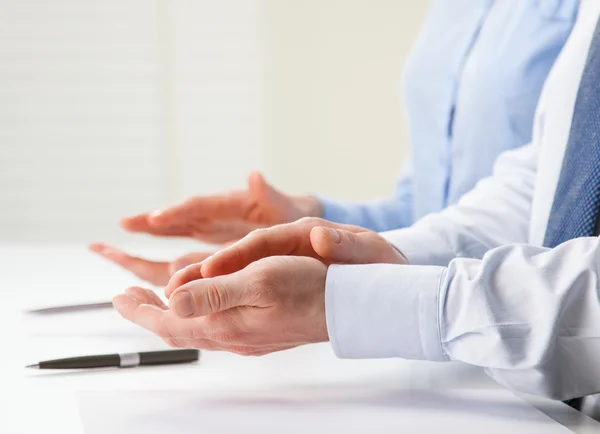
left=120, top=172, right=322, bottom=244
left=89, top=243, right=213, bottom=286
left=165, top=217, right=406, bottom=298
left=113, top=256, right=328, bottom=355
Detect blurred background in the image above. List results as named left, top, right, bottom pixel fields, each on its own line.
left=0, top=0, right=428, bottom=243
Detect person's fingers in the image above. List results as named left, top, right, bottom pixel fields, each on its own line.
left=114, top=290, right=210, bottom=348
left=164, top=251, right=215, bottom=298
left=119, top=213, right=193, bottom=238
left=89, top=243, right=171, bottom=286
left=114, top=287, right=301, bottom=354
left=168, top=272, right=252, bottom=318
left=184, top=219, right=264, bottom=244
left=165, top=263, right=204, bottom=299
left=200, top=218, right=369, bottom=278
left=146, top=198, right=199, bottom=226
left=247, top=170, right=266, bottom=194
left=246, top=171, right=295, bottom=223
left=310, top=227, right=407, bottom=265
left=199, top=225, right=309, bottom=279
left=169, top=251, right=214, bottom=276
left=120, top=214, right=152, bottom=232
left=113, top=292, right=281, bottom=353
left=113, top=292, right=169, bottom=335
left=247, top=171, right=292, bottom=209
left=124, top=286, right=168, bottom=310
left=88, top=242, right=105, bottom=253
left=148, top=193, right=249, bottom=227
left=116, top=287, right=270, bottom=351
left=247, top=171, right=278, bottom=203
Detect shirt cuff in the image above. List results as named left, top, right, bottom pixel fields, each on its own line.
left=317, top=196, right=413, bottom=232
left=318, top=197, right=350, bottom=224
left=325, top=263, right=448, bottom=361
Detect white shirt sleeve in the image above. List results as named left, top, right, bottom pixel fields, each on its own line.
left=379, top=142, right=538, bottom=267
left=325, top=134, right=600, bottom=399
left=326, top=2, right=600, bottom=403
left=326, top=237, right=600, bottom=400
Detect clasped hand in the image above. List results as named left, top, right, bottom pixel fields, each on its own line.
left=113, top=217, right=406, bottom=355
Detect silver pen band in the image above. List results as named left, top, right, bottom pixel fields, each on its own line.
left=118, top=352, right=141, bottom=367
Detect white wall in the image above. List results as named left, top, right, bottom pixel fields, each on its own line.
left=0, top=1, right=428, bottom=243
left=264, top=1, right=429, bottom=200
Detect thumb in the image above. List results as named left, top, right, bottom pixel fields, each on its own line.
left=310, top=226, right=407, bottom=265
left=168, top=274, right=248, bottom=318
left=247, top=171, right=283, bottom=204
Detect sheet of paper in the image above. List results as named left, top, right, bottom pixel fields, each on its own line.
left=78, top=387, right=573, bottom=434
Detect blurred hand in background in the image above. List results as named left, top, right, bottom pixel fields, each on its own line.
left=120, top=171, right=322, bottom=245
left=92, top=171, right=325, bottom=285
left=89, top=243, right=213, bottom=286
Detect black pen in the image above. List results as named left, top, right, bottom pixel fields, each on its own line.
left=26, top=349, right=200, bottom=369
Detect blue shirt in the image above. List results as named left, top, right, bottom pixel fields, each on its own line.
left=319, top=0, right=579, bottom=232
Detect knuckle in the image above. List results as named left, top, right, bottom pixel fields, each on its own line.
left=240, top=229, right=270, bottom=252
left=204, top=283, right=228, bottom=313
left=247, top=227, right=268, bottom=241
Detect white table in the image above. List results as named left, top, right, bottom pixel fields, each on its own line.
left=1, top=244, right=599, bottom=433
